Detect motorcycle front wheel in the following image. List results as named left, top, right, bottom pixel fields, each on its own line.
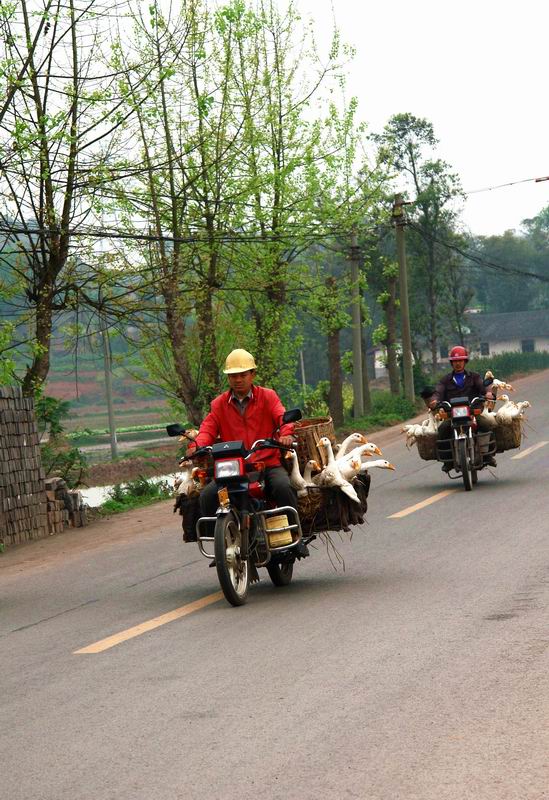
left=458, top=438, right=473, bottom=492
left=214, top=512, right=249, bottom=606
left=266, top=559, right=293, bottom=587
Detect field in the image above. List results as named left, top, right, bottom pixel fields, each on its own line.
left=44, top=357, right=171, bottom=432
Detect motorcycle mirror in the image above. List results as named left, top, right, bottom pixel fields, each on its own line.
left=282, top=408, right=302, bottom=424
left=166, top=423, right=186, bottom=437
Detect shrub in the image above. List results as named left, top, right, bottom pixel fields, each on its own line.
left=466, top=351, right=549, bottom=380
left=101, top=476, right=172, bottom=514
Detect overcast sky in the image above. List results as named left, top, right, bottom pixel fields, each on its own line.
left=295, top=0, right=549, bottom=236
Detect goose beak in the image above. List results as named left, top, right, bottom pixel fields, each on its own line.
left=284, top=450, right=293, bottom=460
left=372, top=445, right=382, bottom=456
left=386, top=463, right=396, bottom=470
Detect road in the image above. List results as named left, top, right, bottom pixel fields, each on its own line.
left=2, top=371, right=549, bottom=800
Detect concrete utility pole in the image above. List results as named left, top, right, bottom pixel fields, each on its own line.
left=393, top=195, right=415, bottom=404
left=100, top=306, right=118, bottom=460
left=350, top=229, right=364, bottom=418
left=299, top=350, right=307, bottom=408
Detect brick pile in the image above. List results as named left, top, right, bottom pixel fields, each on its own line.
left=0, top=386, right=87, bottom=547
left=0, top=386, right=48, bottom=546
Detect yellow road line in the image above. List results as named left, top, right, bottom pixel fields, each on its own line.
left=511, top=441, right=549, bottom=460
left=388, top=489, right=458, bottom=519
left=74, top=591, right=223, bottom=654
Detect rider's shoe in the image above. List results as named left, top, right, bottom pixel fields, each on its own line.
left=485, top=456, right=497, bottom=467
left=294, top=541, right=310, bottom=559
left=441, top=462, right=452, bottom=473
left=209, top=559, right=216, bottom=568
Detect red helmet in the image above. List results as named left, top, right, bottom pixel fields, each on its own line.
left=448, top=345, right=469, bottom=362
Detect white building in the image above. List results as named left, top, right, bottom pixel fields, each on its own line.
left=462, top=310, right=549, bottom=357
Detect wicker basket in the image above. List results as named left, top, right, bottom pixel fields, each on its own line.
left=416, top=433, right=438, bottom=461
left=494, top=418, right=523, bottom=452
left=293, top=416, right=336, bottom=470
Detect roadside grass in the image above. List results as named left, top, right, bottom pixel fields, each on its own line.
left=99, top=476, right=173, bottom=515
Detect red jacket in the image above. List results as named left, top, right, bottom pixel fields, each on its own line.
left=192, top=385, right=294, bottom=468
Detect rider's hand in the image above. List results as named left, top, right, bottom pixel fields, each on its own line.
left=278, top=435, right=294, bottom=448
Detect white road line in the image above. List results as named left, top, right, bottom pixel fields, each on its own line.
left=511, top=441, right=549, bottom=460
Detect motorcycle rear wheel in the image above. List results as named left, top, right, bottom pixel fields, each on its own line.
left=214, top=512, right=249, bottom=606
left=266, top=559, right=293, bottom=587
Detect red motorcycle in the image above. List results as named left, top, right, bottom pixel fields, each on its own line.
left=167, top=409, right=311, bottom=606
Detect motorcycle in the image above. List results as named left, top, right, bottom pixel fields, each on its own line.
left=166, top=409, right=313, bottom=606
left=435, top=396, right=497, bottom=491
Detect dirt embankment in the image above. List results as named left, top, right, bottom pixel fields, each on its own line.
left=85, top=444, right=178, bottom=487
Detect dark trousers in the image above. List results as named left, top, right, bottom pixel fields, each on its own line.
left=437, top=419, right=495, bottom=463
left=199, top=466, right=298, bottom=520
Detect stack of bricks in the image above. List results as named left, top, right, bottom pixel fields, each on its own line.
left=44, top=477, right=87, bottom=530
left=0, top=386, right=48, bottom=546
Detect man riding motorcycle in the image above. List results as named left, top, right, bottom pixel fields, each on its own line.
left=429, top=346, right=496, bottom=472
left=186, top=348, right=305, bottom=554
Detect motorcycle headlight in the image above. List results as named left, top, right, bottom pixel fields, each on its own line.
left=215, top=459, right=243, bottom=479
left=452, top=406, right=469, bottom=418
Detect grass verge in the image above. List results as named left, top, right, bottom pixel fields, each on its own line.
left=99, top=476, right=173, bottom=515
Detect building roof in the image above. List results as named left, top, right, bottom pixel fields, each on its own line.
left=465, top=309, right=549, bottom=342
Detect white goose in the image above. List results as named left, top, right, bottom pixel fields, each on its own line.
left=337, top=442, right=383, bottom=465
left=174, top=463, right=199, bottom=496
left=285, top=450, right=318, bottom=497
left=478, top=407, right=498, bottom=428
left=359, top=459, right=396, bottom=473
left=484, top=371, right=514, bottom=392
left=495, top=394, right=520, bottom=423
left=312, top=437, right=361, bottom=504
left=421, top=412, right=438, bottom=435
left=338, top=455, right=363, bottom=481
left=334, top=432, right=368, bottom=457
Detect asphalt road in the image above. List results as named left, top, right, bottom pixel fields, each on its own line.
left=2, top=372, right=549, bottom=800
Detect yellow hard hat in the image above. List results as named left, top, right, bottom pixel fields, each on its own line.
left=223, top=348, right=257, bottom=374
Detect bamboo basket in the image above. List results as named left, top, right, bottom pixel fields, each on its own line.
left=494, top=418, right=523, bottom=452
left=293, top=416, right=336, bottom=471
left=416, top=433, right=438, bottom=461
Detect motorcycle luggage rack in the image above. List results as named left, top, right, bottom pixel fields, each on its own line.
left=436, top=431, right=497, bottom=470
left=196, top=516, right=217, bottom=559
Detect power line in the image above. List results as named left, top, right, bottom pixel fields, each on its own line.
left=465, top=175, right=549, bottom=195
left=407, top=221, right=549, bottom=284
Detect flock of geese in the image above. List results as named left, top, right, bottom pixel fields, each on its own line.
left=402, top=372, right=531, bottom=448
left=285, top=433, right=395, bottom=506
left=174, top=430, right=396, bottom=507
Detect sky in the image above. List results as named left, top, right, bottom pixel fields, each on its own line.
left=293, top=0, right=549, bottom=236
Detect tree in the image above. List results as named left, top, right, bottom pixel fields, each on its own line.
left=0, top=0, right=152, bottom=395
left=375, top=114, right=464, bottom=375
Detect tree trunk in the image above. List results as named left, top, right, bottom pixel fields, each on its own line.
left=385, top=274, right=400, bottom=395
left=22, top=282, right=54, bottom=396
left=327, top=328, right=344, bottom=427
left=164, top=286, right=203, bottom=425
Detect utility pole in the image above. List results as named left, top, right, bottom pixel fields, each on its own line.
left=393, top=194, right=415, bottom=403
left=99, top=297, right=118, bottom=460
left=299, top=350, right=307, bottom=409
left=350, top=229, right=364, bottom=418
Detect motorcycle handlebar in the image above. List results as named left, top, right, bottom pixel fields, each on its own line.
left=248, top=438, right=296, bottom=456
